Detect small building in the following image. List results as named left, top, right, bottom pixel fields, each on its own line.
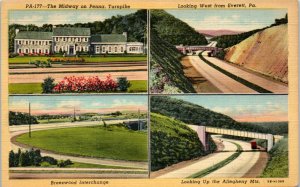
left=123, top=120, right=147, bottom=131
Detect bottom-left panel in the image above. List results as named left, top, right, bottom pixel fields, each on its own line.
left=8, top=95, right=148, bottom=179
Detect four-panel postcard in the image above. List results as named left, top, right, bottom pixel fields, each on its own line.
left=0, top=0, right=298, bottom=187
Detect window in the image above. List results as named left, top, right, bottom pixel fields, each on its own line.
left=56, top=37, right=58, bottom=42
left=102, top=46, right=105, bottom=53
left=121, top=47, right=123, bottom=52
left=32, top=41, right=35, bottom=45
left=18, top=49, right=22, bottom=53
left=39, top=41, right=42, bottom=45
left=25, top=49, right=29, bottom=53
left=84, top=38, right=88, bottom=42
left=115, top=47, right=117, bottom=52
left=45, top=49, right=48, bottom=54
left=63, top=38, right=66, bottom=42
left=25, top=41, right=28, bottom=45
left=96, top=46, right=100, bottom=53
left=38, top=49, right=42, bottom=53
left=32, top=49, right=35, bottom=53
left=45, top=41, right=48, bottom=45
left=109, top=47, right=111, bottom=52
left=18, top=40, right=21, bottom=45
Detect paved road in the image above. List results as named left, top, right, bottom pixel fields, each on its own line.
left=9, top=71, right=147, bottom=83
left=9, top=66, right=147, bottom=74
left=10, top=120, right=148, bottom=169
left=205, top=139, right=260, bottom=178
left=203, top=53, right=288, bottom=93
left=155, top=138, right=238, bottom=178
left=186, top=55, right=257, bottom=93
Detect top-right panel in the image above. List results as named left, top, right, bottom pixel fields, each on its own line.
left=149, top=9, right=288, bottom=94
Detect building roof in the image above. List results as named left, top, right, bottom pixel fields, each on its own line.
left=91, top=34, right=127, bottom=43
left=15, top=31, right=52, bottom=40
left=53, top=27, right=90, bottom=36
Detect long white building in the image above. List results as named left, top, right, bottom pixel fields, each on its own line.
left=14, top=27, right=144, bottom=55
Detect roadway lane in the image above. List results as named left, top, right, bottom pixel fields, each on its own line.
left=155, top=139, right=238, bottom=178
left=186, top=56, right=257, bottom=93
left=205, top=138, right=260, bottom=177
left=203, top=52, right=288, bottom=93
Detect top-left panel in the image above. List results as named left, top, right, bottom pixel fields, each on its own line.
left=8, top=10, right=148, bottom=94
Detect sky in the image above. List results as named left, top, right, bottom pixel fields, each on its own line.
left=172, top=95, right=288, bottom=122
left=9, top=95, right=148, bottom=115
left=166, top=9, right=287, bottom=31
left=9, top=10, right=136, bottom=26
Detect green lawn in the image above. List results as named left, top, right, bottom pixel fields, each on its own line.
left=9, top=80, right=147, bottom=94
left=260, top=138, right=288, bottom=177
left=9, top=56, right=147, bottom=64
left=16, top=125, right=148, bottom=161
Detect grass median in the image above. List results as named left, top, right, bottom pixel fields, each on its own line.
left=16, top=125, right=148, bottom=162
left=188, top=141, right=242, bottom=178
left=9, top=56, right=147, bottom=64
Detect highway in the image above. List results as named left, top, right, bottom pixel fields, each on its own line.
left=186, top=55, right=257, bottom=93
left=203, top=52, right=288, bottom=93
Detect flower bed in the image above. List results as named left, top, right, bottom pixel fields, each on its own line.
left=53, top=75, right=118, bottom=93
left=48, top=57, right=85, bottom=63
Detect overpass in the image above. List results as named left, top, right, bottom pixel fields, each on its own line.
left=188, top=125, right=284, bottom=152
left=175, top=42, right=221, bottom=55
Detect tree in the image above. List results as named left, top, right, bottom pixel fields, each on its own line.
left=9, top=150, right=15, bottom=167
left=42, top=77, right=56, bottom=93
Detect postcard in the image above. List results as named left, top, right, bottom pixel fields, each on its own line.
left=1, top=0, right=298, bottom=187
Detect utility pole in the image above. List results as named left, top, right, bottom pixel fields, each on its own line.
left=138, top=109, right=140, bottom=131
left=73, top=107, right=76, bottom=121
left=29, top=102, right=31, bottom=138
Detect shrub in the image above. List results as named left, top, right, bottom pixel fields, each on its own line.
left=57, top=159, right=73, bottom=168
left=48, top=57, right=85, bottom=63
left=215, top=50, right=226, bottom=60
left=42, top=156, right=57, bottom=165
left=117, top=77, right=131, bottom=91
left=53, top=75, right=118, bottom=93
left=42, top=77, right=56, bottom=93
left=9, top=53, right=18, bottom=58
left=9, top=111, right=39, bottom=125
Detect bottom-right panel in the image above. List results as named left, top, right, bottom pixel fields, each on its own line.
left=150, top=95, right=288, bottom=179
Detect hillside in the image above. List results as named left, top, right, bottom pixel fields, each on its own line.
left=151, top=113, right=216, bottom=171
left=150, top=31, right=195, bottom=93
left=9, top=10, right=147, bottom=53
left=260, top=138, right=288, bottom=177
left=225, top=25, right=288, bottom=83
left=198, top=30, right=242, bottom=37
left=151, top=10, right=207, bottom=45
left=151, top=96, right=272, bottom=133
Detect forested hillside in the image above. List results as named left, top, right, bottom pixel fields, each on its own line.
left=243, top=122, right=288, bottom=135
left=9, top=10, right=147, bottom=53
left=150, top=31, right=195, bottom=93
left=151, top=96, right=275, bottom=133
left=151, top=113, right=216, bottom=171
left=150, top=10, right=207, bottom=45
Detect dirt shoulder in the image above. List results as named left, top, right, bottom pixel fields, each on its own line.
left=181, top=56, right=221, bottom=93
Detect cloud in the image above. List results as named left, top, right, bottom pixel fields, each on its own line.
left=9, top=15, right=44, bottom=25
left=56, top=100, right=81, bottom=109
left=91, top=102, right=108, bottom=107
left=111, top=99, right=144, bottom=108
left=9, top=99, right=46, bottom=112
